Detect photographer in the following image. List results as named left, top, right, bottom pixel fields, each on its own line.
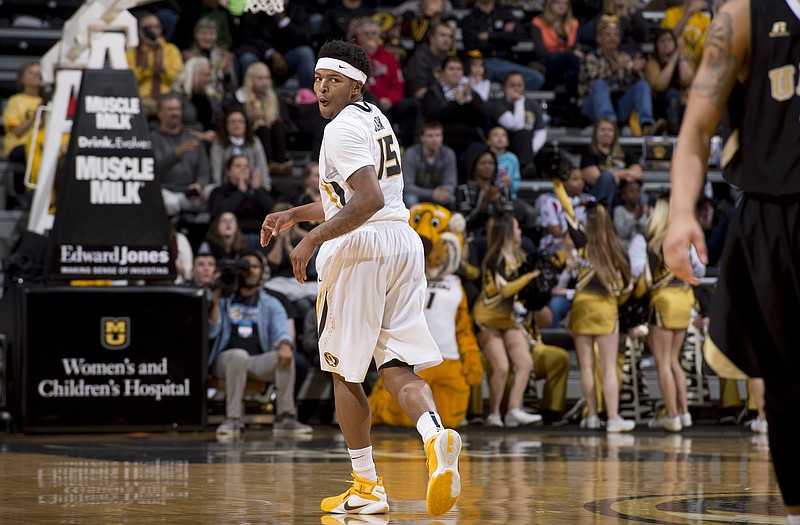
left=126, top=13, right=184, bottom=117
left=208, top=155, right=275, bottom=248
left=208, top=249, right=312, bottom=440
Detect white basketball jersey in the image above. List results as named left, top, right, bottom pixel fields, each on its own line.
left=318, top=101, right=409, bottom=223
left=423, top=274, right=463, bottom=361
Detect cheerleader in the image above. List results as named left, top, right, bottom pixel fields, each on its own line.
left=568, top=202, right=636, bottom=433
left=642, top=197, right=705, bottom=431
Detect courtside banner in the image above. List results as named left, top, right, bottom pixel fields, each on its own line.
left=48, top=69, right=174, bottom=281
left=21, top=286, right=207, bottom=432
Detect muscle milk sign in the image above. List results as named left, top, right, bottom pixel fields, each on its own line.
left=48, top=69, right=174, bottom=281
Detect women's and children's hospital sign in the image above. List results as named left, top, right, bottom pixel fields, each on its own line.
left=22, top=287, right=206, bottom=432
left=48, top=69, right=174, bottom=281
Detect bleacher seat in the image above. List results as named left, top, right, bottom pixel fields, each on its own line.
left=0, top=0, right=84, bottom=27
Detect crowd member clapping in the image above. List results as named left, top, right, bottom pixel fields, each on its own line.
left=422, top=56, right=490, bottom=172
left=208, top=155, right=275, bottom=248
left=644, top=28, right=695, bottom=135
left=209, top=107, right=270, bottom=192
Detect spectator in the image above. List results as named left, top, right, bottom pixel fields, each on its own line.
left=402, top=121, right=458, bottom=208
left=209, top=107, right=270, bottom=191
left=486, top=126, right=537, bottom=230
left=537, top=154, right=595, bottom=254
left=295, top=160, right=321, bottom=207
left=491, top=71, right=548, bottom=175
left=208, top=249, right=312, bottom=440
left=638, top=197, right=705, bottom=431
left=568, top=202, right=635, bottom=433
left=462, top=0, right=545, bottom=90
left=263, top=202, right=318, bottom=319
left=316, top=0, right=374, bottom=43
left=356, top=17, right=420, bottom=147
left=531, top=0, right=582, bottom=96
left=208, top=155, right=275, bottom=247
left=396, top=0, right=455, bottom=45
left=535, top=155, right=592, bottom=327
left=2, top=62, right=42, bottom=196
left=466, top=54, right=492, bottom=103
left=613, top=178, right=648, bottom=247
left=580, top=0, right=650, bottom=51
left=456, top=148, right=515, bottom=238
left=189, top=250, right=218, bottom=301
left=695, top=194, right=729, bottom=267
left=580, top=116, right=643, bottom=208
left=660, top=0, right=710, bottom=67
left=151, top=93, right=210, bottom=216
left=294, top=161, right=323, bottom=232
left=182, top=17, right=238, bottom=98
left=237, top=0, right=316, bottom=90
left=645, top=28, right=695, bottom=135
left=198, top=211, right=248, bottom=266
left=127, top=13, right=184, bottom=117
left=236, top=62, right=294, bottom=176
left=473, top=213, right=543, bottom=428
left=421, top=56, right=490, bottom=171
left=199, top=0, right=236, bottom=50
left=578, top=15, right=666, bottom=136
left=406, top=23, right=455, bottom=101
left=172, top=57, right=222, bottom=143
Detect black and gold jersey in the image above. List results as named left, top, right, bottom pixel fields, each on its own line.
left=723, top=0, right=800, bottom=196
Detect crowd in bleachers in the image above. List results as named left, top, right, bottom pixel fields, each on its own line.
left=1, top=0, right=763, bottom=438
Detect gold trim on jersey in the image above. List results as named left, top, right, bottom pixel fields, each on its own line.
left=321, top=181, right=343, bottom=209
left=720, top=129, right=738, bottom=169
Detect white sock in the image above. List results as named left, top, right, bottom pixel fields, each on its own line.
left=416, top=411, right=444, bottom=443
left=787, top=515, right=800, bottom=525
left=348, top=446, right=377, bottom=482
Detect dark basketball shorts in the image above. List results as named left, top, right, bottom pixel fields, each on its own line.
left=708, top=194, right=800, bottom=381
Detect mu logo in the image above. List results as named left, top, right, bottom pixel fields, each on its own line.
left=101, top=317, right=130, bottom=350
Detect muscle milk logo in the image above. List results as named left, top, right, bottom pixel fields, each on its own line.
left=47, top=68, right=174, bottom=282
left=101, top=317, right=130, bottom=350
left=77, top=96, right=153, bottom=205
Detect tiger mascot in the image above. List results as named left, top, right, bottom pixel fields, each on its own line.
left=368, top=203, right=483, bottom=428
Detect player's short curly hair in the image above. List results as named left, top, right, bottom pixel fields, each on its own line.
left=318, top=40, right=372, bottom=83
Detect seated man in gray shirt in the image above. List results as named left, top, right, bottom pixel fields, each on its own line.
left=402, top=120, right=457, bottom=209
left=152, top=92, right=211, bottom=216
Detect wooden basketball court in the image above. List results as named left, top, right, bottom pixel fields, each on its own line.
left=0, top=425, right=784, bottom=524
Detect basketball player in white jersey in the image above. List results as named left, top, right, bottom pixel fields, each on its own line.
left=261, top=41, right=462, bottom=517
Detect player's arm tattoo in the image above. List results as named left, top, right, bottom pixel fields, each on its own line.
left=690, top=12, right=740, bottom=112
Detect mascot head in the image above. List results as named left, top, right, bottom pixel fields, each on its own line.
left=409, top=203, right=466, bottom=281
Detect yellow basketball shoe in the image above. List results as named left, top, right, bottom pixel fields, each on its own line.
left=424, top=429, right=462, bottom=516
left=320, top=473, right=389, bottom=515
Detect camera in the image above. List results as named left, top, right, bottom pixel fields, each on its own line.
left=213, top=258, right=251, bottom=295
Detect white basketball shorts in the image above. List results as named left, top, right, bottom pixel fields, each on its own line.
left=315, top=220, right=443, bottom=382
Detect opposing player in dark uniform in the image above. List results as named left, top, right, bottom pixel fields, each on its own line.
left=664, top=0, right=800, bottom=519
